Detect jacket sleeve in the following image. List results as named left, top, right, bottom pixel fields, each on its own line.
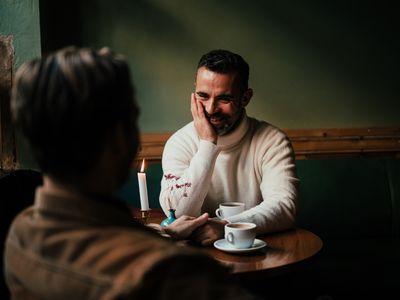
left=131, top=253, right=261, bottom=300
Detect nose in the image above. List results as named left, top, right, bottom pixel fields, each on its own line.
left=204, top=98, right=220, bottom=115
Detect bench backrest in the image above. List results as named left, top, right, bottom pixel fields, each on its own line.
left=117, top=158, right=400, bottom=240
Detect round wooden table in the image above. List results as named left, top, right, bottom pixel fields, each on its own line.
left=139, top=209, right=323, bottom=277
left=201, top=228, right=323, bottom=277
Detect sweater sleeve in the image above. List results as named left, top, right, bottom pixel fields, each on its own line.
left=226, top=128, right=299, bottom=234
left=159, top=129, right=220, bottom=217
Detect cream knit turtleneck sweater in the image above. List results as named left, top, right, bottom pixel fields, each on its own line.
left=159, top=113, right=299, bottom=234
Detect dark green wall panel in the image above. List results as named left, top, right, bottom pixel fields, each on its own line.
left=40, top=0, right=400, bottom=132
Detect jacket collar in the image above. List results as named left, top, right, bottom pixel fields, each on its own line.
left=33, top=187, right=140, bottom=227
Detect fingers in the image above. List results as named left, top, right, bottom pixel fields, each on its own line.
left=185, top=213, right=208, bottom=234
left=191, top=93, right=202, bottom=119
left=179, top=215, right=196, bottom=221
left=165, top=213, right=210, bottom=240
left=191, top=228, right=210, bottom=245
left=201, top=238, right=214, bottom=247
left=191, top=227, right=213, bottom=246
left=196, top=95, right=205, bottom=119
left=191, top=225, right=206, bottom=240
left=190, top=93, right=197, bottom=119
left=191, top=93, right=206, bottom=120
left=190, top=92, right=217, bottom=144
left=190, top=220, right=222, bottom=246
left=192, top=213, right=209, bottom=227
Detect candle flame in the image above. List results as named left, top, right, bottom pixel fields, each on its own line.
left=140, top=158, right=146, bottom=173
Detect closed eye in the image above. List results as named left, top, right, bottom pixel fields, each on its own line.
left=216, top=95, right=234, bottom=103
left=196, top=92, right=209, bottom=100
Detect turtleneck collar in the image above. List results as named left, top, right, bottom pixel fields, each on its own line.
left=216, top=111, right=250, bottom=151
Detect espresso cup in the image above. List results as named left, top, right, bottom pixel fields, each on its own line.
left=215, top=202, right=245, bottom=219
left=224, top=222, right=257, bottom=249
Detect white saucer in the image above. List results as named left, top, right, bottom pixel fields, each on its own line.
left=214, top=238, right=267, bottom=254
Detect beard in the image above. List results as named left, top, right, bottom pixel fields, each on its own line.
left=205, top=108, right=244, bottom=136
left=211, top=119, right=233, bottom=136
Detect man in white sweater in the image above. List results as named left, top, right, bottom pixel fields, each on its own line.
left=160, top=49, right=299, bottom=246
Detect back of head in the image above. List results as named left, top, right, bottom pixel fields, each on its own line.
left=197, top=49, right=249, bottom=93
left=11, top=46, right=139, bottom=180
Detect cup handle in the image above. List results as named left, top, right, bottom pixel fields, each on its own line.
left=215, top=208, right=223, bottom=219
left=226, top=232, right=234, bottom=244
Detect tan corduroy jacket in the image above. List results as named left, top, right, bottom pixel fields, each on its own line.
left=4, top=187, right=256, bottom=300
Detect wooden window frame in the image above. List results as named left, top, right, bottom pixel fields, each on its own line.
left=0, top=35, right=17, bottom=173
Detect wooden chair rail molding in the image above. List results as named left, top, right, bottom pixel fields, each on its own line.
left=136, top=128, right=400, bottom=162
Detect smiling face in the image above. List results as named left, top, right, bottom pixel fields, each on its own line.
left=194, top=67, right=252, bottom=136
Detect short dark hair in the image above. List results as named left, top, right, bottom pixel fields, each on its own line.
left=197, top=49, right=249, bottom=93
left=11, top=46, right=139, bottom=179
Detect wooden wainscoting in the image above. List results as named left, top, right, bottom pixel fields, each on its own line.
left=286, top=128, right=400, bottom=159
left=136, top=128, right=400, bottom=163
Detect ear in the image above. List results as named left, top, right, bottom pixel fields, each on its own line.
left=241, top=88, right=253, bottom=107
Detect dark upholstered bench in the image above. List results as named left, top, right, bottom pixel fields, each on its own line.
left=120, top=159, right=400, bottom=240
left=297, top=159, right=400, bottom=240
left=292, top=158, right=400, bottom=298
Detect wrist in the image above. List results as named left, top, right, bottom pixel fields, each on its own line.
left=147, top=223, right=171, bottom=238
left=203, top=137, right=217, bottom=145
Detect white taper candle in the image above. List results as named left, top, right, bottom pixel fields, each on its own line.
left=137, top=159, right=149, bottom=210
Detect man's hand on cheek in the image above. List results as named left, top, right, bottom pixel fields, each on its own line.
left=190, top=93, right=217, bottom=144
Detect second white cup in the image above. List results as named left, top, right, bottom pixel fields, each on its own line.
left=224, top=222, right=257, bottom=249
left=215, top=202, right=245, bottom=219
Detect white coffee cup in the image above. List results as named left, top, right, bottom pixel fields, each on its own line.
left=215, top=202, right=245, bottom=219
left=224, top=222, right=257, bottom=249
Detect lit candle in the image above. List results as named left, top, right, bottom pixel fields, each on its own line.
left=137, top=159, right=149, bottom=211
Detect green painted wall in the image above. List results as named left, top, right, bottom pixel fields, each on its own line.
left=1, top=0, right=399, bottom=168
left=0, top=0, right=41, bottom=68
left=1, top=0, right=41, bottom=168
left=2, top=0, right=399, bottom=158
left=41, top=0, right=399, bottom=132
